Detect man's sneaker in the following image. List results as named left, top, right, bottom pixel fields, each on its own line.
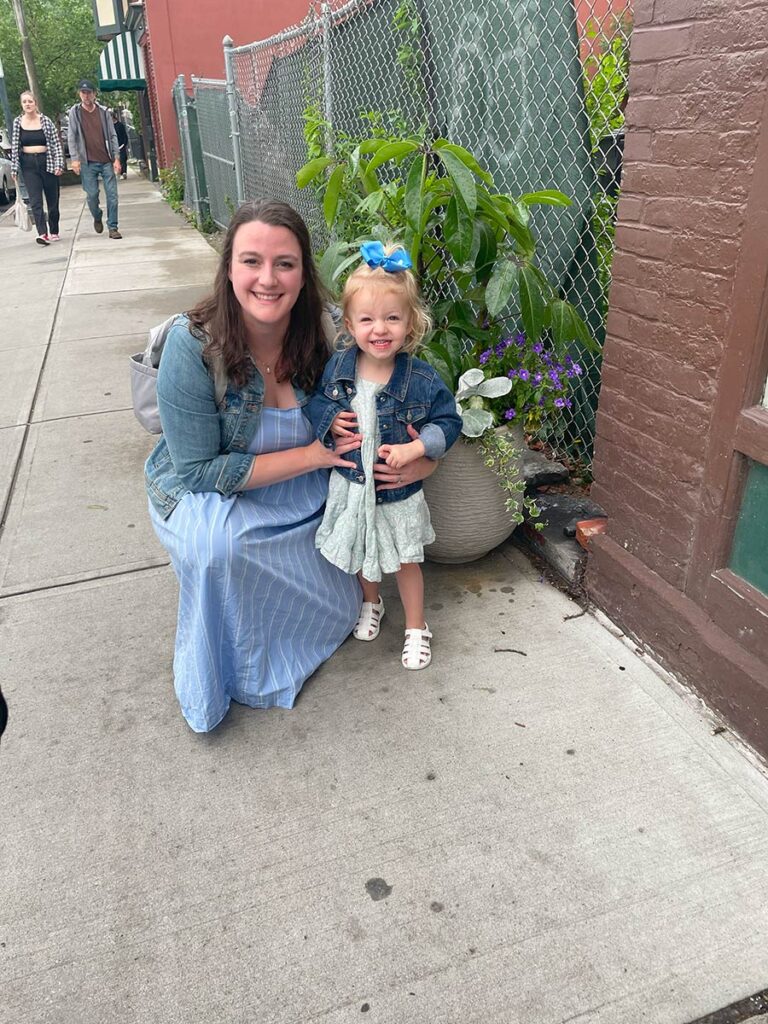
left=48, top=234, right=60, bottom=241
left=36, top=235, right=50, bottom=246
left=108, top=228, right=122, bottom=239
left=94, top=218, right=104, bottom=233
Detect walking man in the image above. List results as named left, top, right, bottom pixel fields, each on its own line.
left=67, top=80, right=123, bottom=239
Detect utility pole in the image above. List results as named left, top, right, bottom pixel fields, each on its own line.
left=11, top=0, right=43, bottom=108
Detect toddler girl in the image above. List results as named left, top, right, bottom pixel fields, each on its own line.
left=309, top=242, right=462, bottom=670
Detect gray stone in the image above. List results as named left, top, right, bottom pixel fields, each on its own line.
left=521, top=446, right=570, bottom=488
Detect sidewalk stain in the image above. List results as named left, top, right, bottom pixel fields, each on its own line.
left=365, top=877, right=392, bottom=901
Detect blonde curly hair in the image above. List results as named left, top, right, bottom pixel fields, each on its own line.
left=341, top=246, right=432, bottom=354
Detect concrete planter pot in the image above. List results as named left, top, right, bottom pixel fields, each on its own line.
left=423, top=424, right=525, bottom=564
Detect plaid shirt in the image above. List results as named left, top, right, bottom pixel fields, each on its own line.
left=11, top=113, right=65, bottom=177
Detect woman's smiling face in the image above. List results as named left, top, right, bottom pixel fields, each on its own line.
left=228, top=220, right=304, bottom=334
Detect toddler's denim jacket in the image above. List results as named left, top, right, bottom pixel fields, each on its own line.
left=306, top=346, right=462, bottom=505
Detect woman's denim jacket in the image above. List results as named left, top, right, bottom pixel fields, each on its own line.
left=145, top=316, right=309, bottom=518
left=306, top=346, right=462, bottom=505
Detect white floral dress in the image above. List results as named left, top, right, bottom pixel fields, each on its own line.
left=316, top=377, right=435, bottom=582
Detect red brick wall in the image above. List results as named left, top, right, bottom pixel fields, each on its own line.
left=590, top=0, right=768, bottom=589
left=586, top=0, right=768, bottom=751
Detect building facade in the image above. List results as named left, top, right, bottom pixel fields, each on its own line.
left=587, top=0, right=768, bottom=755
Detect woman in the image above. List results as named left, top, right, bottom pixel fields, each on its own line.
left=146, top=200, right=436, bottom=733
left=11, top=91, right=64, bottom=245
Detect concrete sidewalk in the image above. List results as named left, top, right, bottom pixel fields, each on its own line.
left=2, top=176, right=768, bottom=1024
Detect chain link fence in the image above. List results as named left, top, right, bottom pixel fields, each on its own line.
left=178, top=0, right=631, bottom=466
left=190, top=76, right=238, bottom=231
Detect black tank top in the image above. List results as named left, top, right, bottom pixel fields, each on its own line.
left=20, top=126, right=46, bottom=146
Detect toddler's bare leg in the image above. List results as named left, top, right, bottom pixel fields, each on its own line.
left=358, top=573, right=380, bottom=603
left=395, top=563, right=426, bottom=630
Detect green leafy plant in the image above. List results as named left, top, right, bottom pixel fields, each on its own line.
left=454, top=368, right=512, bottom=437
left=393, top=0, right=427, bottom=119
left=297, top=132, right=596, bottom=433
left=583, top=19, right=631, bottom=317
left=480, top=429, right=542, bottom=530
left=158, top=159, right=185, bottom=212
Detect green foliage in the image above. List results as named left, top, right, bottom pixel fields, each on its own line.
left=158, top=159, right=185, bottom=212
left=593, top=189, right=619, bottom=320
left=583, top=19, right=631, bottom=317
left=0, top=0, right=103, bottom=123
left=196, top=212, right=218, bottom=235
left=583, top=25, right=630, bottom=152
left=301, top=100, right=326, bottom=164
left=479, top=429, right=542, bottom=529
left=296, top=130, right=596, bottom=436
left=393, top=0, right=426, bottom=117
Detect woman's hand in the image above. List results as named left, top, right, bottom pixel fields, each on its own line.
left=374, top=426, right=437, bottom=490
left=306, top=437, right=360, bottom=472
left=54, top=168, right=63, bottom=176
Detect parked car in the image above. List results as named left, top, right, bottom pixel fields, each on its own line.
left=0, top=150, right=16, bottom=205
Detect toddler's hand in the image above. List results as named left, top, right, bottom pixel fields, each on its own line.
left=331, top=410, right=360, bottom=440
left=379, top=443, right=417, bottom=469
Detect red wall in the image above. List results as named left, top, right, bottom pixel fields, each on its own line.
left=145, top=0, right=312, bottom=165
left=574, top=0, right=632, bottom=59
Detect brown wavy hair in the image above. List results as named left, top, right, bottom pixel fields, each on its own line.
left=188, top=199, right=329, bottom=391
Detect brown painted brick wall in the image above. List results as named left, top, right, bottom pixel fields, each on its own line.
left=591, top=0, right=768, bottom=590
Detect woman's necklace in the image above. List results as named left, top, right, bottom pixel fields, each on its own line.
left=250, top=354, right=273, bottom=375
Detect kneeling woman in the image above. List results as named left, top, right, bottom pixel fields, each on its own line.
left=146, top=200, right=435, bottom=732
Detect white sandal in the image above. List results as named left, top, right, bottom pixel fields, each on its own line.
left=402, top=624, right=432, bottom=670
left=353, top=597, right=385, bottom=641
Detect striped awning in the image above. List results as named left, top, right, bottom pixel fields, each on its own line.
left=98, top=31, right=146, bottom=91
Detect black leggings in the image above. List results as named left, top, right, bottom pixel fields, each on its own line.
left=19, top=152, right=60, bottom=236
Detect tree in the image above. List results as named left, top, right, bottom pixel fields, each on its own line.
left=0, top=0, right=103, bottom=124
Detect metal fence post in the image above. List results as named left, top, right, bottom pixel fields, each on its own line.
left=321, top=2, right=333, bottom=155
left=173, top=74, right=201, bottom=220
left=223, top=34, right=245, bottom=206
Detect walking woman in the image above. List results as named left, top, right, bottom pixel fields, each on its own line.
left=10, top=91, right=64, bottom=246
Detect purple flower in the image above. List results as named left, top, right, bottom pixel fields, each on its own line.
left=549, top=369, right=561, bottom=384
left=504, top=408, right=517, bottom=420
left=534, top=372, right=543, bottom=384
left=515, top=332, right=526, bottom=347
left=479, top=349, right=491, bottom=365
left=572, top=362, right=582, bottom=375
left=517, top=368, right=530, bottom=381
left=495, top=342, right=506, bottom=357
left=532, top=342, right=543, bottom=354
left=542, top=353, right=552, bottom=365
left=507, top=369, right=517, bottom=378
left=565, top=398, right=573, bottom=409
left=554, top=397, right=566, bottom=408
left=555, top=363, right=565, bottom=374
left=538, top=397, right=546, bottom=407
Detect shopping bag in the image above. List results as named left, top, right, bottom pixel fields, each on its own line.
left=14, top=199, right=32, bottom=232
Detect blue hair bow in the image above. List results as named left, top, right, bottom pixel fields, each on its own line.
left=360, top=240, right=412, bottom=272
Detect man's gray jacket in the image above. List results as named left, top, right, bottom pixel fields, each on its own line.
left=67, top=102, right=120, bottom=164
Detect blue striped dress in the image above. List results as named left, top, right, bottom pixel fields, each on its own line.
left=149, top=407, right=361, bottom=733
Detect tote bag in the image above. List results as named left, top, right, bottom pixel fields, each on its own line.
left=14, top=199, right=32, bottom=232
